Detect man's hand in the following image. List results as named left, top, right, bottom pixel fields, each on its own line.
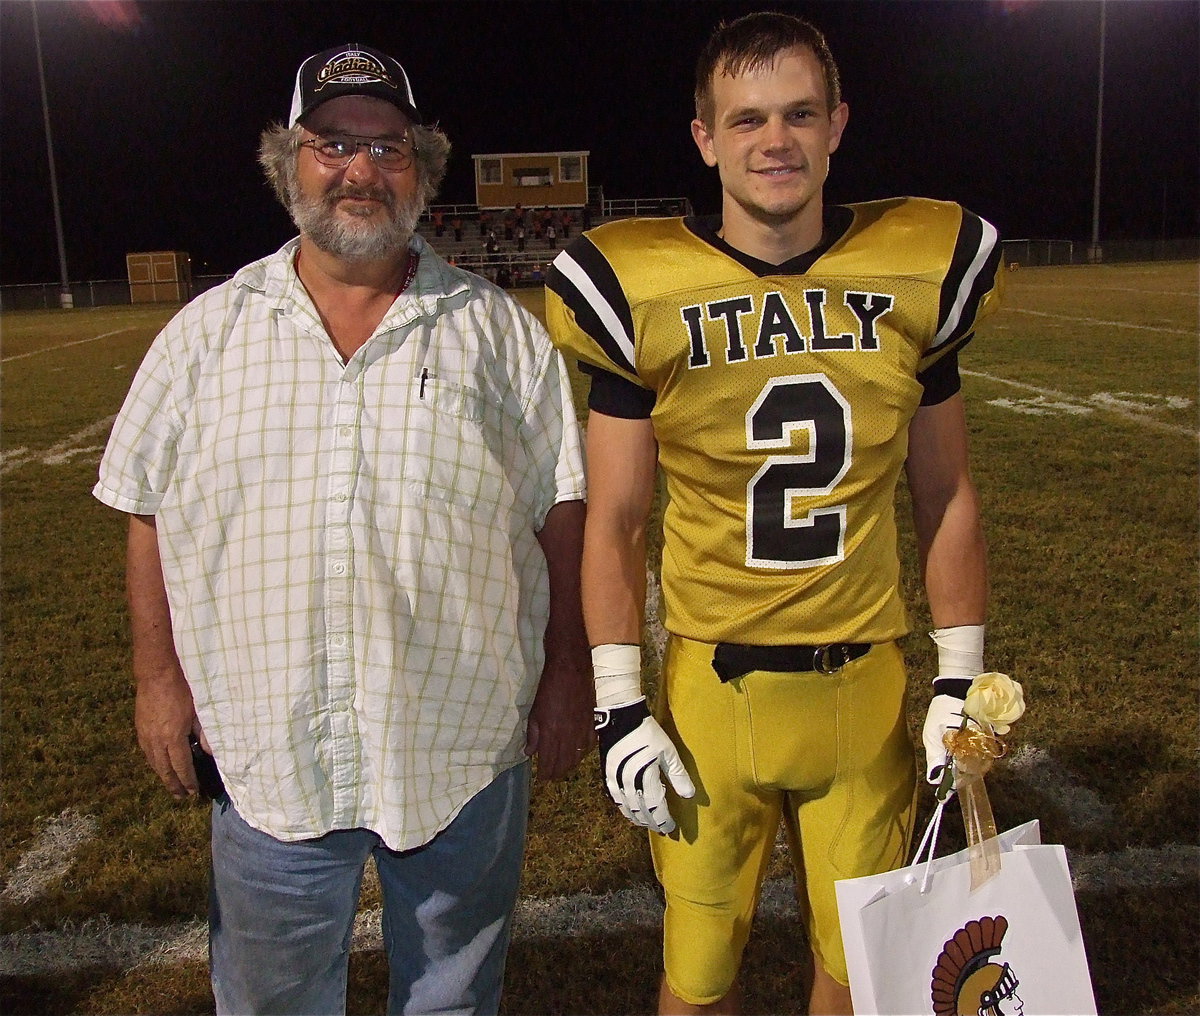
left=921, top=693, right=966, bottom=792
left=134, top=665, right=204, bottom=799
left=596, top=698, right=695, bottom=835
left=525, top=648, right=595, bottom=781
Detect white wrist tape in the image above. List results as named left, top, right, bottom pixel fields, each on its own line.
left=929, top=624, right=985, bottom=677
left=592, top=643, right=643, bottom=708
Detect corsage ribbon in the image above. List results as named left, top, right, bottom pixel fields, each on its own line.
left=942, top=725, right=1008, bottom=889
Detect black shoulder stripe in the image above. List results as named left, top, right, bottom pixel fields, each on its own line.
left=916, top=346, right=963, bottom=406
left=932, top=209, right=1001, bottom=354
left=582, top=363, right=656, bottom=419
left=546, top=237, right=637, bottom=375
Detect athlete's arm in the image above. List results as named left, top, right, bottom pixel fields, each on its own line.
left=906, top=393, right=989, bottom=793
left=581, top=411, right=658, bottom=645
left=905, top=393, right=987, bottom=626
left=583, top=411, right=695, bottom=833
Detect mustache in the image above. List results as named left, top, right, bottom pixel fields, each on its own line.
left=324, top=184, right=395, bottom=208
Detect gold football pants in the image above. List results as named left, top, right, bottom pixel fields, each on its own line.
left=650, top=635, right=917, bottom=1004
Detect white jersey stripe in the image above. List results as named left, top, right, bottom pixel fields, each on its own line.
left=932, top=217, right=999, bottom=348
left=552, top=250, right=638, bottom=372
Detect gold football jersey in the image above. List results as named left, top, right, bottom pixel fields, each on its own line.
left=546, top=197, right=1002, bottom=645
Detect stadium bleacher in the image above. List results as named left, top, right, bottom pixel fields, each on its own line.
left=417, top=198, right=691, bottom=284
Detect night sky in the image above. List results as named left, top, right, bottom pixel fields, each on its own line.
left=2, top=0, right=1197, bottom=285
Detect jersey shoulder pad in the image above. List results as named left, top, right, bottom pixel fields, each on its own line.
left=839, top=197, right=1003, bottom=361
left=546, top=217, right=693, bottom=381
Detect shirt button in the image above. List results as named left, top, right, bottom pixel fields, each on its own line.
left=331, top=634, right=346, bottom=647
left=340, top=426, right=352, bottom=438
left=333, top=492, right=347, bottom=502
left=332, top=562, right=346, bottom=575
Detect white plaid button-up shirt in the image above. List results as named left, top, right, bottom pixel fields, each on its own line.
left=94, top=235, right=585, bottom=849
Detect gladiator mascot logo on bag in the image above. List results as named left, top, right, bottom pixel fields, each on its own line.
left=931, top=915, right=1023, bottom=1016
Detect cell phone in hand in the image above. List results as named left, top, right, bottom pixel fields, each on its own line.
left=188, top=734, right=226, bottom=801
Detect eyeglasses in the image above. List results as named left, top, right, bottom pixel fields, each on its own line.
left=300, top=133, right=417, bottom=172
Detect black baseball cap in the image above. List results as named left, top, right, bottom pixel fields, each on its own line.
left=288, top=44, right=422, bottom=127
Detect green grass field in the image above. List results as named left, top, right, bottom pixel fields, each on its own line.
left=2, top=262, right=1197, bottom=1014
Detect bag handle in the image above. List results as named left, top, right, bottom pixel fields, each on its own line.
left=912, top=796, right=950, bottom=895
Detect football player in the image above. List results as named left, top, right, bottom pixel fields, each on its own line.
left=545, top=11, right=1002, bottom=1016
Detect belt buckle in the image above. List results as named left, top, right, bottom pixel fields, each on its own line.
left=813, top=644, right=848, bottom=675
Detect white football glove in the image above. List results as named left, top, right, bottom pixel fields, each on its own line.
left=922, top=625, right=985, bottom=796
left=922, top=693, right=967, bottom=788
left=592, top=644, right=696, bottom=835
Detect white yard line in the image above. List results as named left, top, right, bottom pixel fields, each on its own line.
left=1, top=326, right=137, bottom=364
left=1006, top=746, right=1113, bottom=832
left=963, top=369, right=1197, bottom=439
left=2, top=844, right=1197, bottom=976
left=0, top=810, right=99, bottom=906
left=0, top=416, right=116, bottom=476
left=1001, top=307, right=1195, bottom=335
left=3, top=747, right=1198, bottom=977
left=1013, top=284, right=1197, bottom=298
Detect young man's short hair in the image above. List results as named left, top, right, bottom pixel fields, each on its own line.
left=694, top=11, right=842, bottom=125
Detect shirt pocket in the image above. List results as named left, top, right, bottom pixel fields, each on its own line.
left=402, top=378, right=508, bottom=513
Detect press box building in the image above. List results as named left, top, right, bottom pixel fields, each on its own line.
left=472, top=151, right=589, bottom=209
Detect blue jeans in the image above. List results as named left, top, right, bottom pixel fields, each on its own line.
left=209, top=763, right=530, bottom=1015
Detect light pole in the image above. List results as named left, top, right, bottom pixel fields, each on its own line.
left=1088, top=0, right=1106, bottom=264
left=31, top=1, right=73, bottom=309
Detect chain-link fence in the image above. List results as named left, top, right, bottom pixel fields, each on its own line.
left=0, top=275, right=231, bottom=312
left=4, top=235, right=1195, bottom=311
left=1002, top=237, right=1198, bottom=267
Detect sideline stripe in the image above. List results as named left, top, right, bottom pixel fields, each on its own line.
left=1001, top=307, right=1195, bottom=336
left=1, top=326, right=137, bottom=364
left=963, top=369, right=1198, bottom=439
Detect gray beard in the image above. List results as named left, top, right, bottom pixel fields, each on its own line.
left=288, top=180, right=423, bottom=262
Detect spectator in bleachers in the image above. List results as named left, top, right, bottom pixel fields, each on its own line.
left=451, top=215, right=463, bottom=242
left=432, top=208, right=444, bottom=237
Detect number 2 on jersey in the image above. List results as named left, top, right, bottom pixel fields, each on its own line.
left=746, top=374, right=851, bottom=569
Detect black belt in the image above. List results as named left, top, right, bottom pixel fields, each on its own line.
left=712, top=642, right=872, bottom=683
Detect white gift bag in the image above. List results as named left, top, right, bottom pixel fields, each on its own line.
left=836, top=806, right=1097, bottom=1016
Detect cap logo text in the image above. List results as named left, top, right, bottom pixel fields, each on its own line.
left=315, top=50, right=397, bottom=91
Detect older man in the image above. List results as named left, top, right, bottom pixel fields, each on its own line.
left=94, top=44, right=591, bottom=1015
